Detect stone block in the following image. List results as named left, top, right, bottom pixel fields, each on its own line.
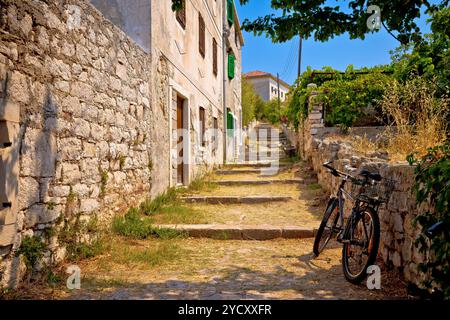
left=60, top=137, right=83, bottom=160
left=21, top=128, right=57, bottom=177
left=0, top=99, right=20, bottom=122
left=0, top=146, right=19, bottom=206
left=72, top=118, right=91, bottom=138
left=80, top=158, right=100, bottom=183
left=0, top=204, right=17, bottom=225
left=7, top=71, right=30, bottom=104
left=281, top=227, right=314, bottom=239
left=241, top=227, right=282, bottom=240
left=393, top=213, right=404, bottom=233
left=79, top=199, right=99, bottom=213
left=0, top=121, right=19, bottom=150
left=116, top=63, right=128, bottom=81
left=402, top=237, right=413, bottom=263
left=18, top=177, right=39, bottom=211
left=61, top=162, right=81, bottom=184
left=24, top=204, right=60, bottom=228
left=51, top=185, right=70, bottom=198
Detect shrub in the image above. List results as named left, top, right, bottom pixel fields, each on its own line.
left=319, top=72, right=393, bottom=130
left=407, top=142, right=450, bottom=298
left=16, top=236, right=46, bottom=269
left=59, top=214, right=109, bottom=261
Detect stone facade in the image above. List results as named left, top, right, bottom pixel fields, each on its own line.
left=0, top=0, right=244, bottom=288
left=299, top=92, right=431, bottom=289
left=0, top=0, right=165, bottom=287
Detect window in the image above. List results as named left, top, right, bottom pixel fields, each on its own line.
left=227, top=52, right=235, bottom=79
left=212, top=38, right=218, bottom=76
left=199, top=13, right=205, bottom=58
left=199, top=107, right=206, bottom=147
left=227, top=0, right=234, bottom=26
left=176, top=0, right=186, bottom=29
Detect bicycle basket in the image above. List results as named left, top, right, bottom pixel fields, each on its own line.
left=359, top=178, right=396, bottom=203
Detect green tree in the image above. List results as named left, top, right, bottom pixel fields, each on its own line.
left=241, top=77, right=258, bottom=126
left=239, top=0, right=449, bottom=44
left=392, top=6, right=450, bottom=92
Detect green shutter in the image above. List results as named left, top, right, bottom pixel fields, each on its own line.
left=228, top=54, right=235, bottom=79
left=227, top=0, right=234, bottom=26
left=227, top=111, right=234, bottom=137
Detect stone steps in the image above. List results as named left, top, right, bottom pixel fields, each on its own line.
left=215, top=179, right=303, bottom=186
left=154, top=224, right=316, bottom=240
left=224, top=163, right=290, bottom=169
left=215, top=168, right=289, bottom=175
left=181, top=195, right=292, bottom=204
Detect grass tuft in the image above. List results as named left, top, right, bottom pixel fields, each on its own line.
left=112, top=208, right=186, bottom=239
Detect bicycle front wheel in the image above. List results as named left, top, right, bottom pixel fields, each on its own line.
left=342, top=207, right=380, bottom=284
left=313, top=197, right=339, bottom=257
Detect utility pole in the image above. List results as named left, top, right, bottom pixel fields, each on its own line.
left=297, top=35, right=303, bottom=79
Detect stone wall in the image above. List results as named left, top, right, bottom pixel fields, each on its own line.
left=299, top=92, right=430, bottom=288
left=0, top=0, right=170, bottom=287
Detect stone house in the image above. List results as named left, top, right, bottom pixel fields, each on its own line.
left=0, top=0, right=243, bottom=287
left=244, top=71, right=290, bottom=102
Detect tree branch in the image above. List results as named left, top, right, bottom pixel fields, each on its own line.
left=382, top=20, right=407, bottom=45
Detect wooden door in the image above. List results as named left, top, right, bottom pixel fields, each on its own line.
left=177, top=96, right=184, bottom=184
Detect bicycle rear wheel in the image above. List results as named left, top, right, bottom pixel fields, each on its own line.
left=313, top=198, right=339, bottom=257
left=342, top=207, right=380, bottom=284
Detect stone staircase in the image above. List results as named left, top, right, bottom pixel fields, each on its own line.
left=156, top=123, right=322, bottom=240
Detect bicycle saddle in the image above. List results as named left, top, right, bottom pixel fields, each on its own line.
left=359, top=169, right=382, bottom=181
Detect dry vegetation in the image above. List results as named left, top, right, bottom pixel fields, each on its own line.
left=327, top=77, right=448, bottom=162
left=381, top=77, right=448, bottom=161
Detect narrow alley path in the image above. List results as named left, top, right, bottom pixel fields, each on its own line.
left=23, top=124, right=407, bottom=300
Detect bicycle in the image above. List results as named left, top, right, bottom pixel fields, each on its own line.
left=313, top=161, right=395, bottom=283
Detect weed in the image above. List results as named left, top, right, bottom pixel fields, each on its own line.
left=118, top=154, right=126, bottom=170
left=59, top=214, right=109, bottom=262
left=67, top=187, right=77, bottom=204
left=47, top=202, right=56, bottom=210
left=113, top=208, right=154, bottom=239
left=17, top=236, right=46, bottom=269
left=178, top=174, right=218, bottom=194
left=151, top=205, right=207, bottom=225
left=140, top=188, right=178, bottom=215
left=46, top=270, right=62, bottom=286
left=148, top=159, right=154, bottom=172
left=307, top=183, right=322, bottom=190
left=113, top=208, right=186, bottom=240
left=100, top=170, right=109, bottom=196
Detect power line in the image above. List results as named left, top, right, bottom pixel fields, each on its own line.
left=280, top=39, right=297, bottom=79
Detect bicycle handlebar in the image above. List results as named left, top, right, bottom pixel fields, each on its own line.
left=322, top=161, right=355, bottom=180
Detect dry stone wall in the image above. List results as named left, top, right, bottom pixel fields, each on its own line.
left=300, top=91, right=430, bottom=289
left=0, top=0, right=170, bottom=287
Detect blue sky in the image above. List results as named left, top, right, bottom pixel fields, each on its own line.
left=236, top=1, right=435, bottom=86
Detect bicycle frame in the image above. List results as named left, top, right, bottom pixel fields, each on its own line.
left=334, top=174, right=380, bottom=244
